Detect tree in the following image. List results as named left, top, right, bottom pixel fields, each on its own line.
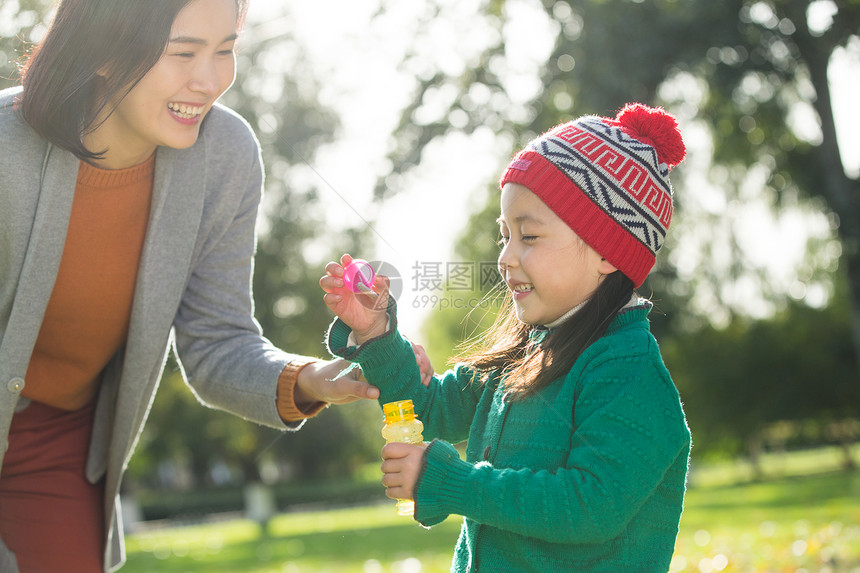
left=0, top=0, right=48, bottom=88
left=663, top=272, right=860, bottom=473
left=377, top=0, right=860, bottom=367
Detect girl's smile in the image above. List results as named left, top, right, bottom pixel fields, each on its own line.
left=507, top=280, right=534, bottom=301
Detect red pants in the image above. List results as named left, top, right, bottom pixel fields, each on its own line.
left=0, top=399, right=105, bottom=572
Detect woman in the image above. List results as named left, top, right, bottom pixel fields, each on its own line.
left=0, top=1, right=379, bottom=570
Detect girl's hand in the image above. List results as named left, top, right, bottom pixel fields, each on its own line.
left=320, top=254, right=389, bottom=344
left=380, top=442, right=427, bottom=502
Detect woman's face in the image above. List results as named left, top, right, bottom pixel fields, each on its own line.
left=86, top=0, right=239, bottom=169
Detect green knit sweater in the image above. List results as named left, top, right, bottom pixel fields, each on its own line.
left=328, top=302, right=691, bottom=572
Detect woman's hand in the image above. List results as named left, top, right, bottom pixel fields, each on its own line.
left=380, top=442, right=427, bottom=502
left=294, top=358, right=379, bottom=406
left=320, top=254, right=389, bottom=344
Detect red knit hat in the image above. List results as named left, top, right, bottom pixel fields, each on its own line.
left=499, top=103, right=686, bottom=288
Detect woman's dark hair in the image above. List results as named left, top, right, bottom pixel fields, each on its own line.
left=457, top=270, right=635, bottom=397
left=18, top=0, right=249, bottom=160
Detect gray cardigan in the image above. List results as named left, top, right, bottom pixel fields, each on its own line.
left=0, top=87, right=306, bottom=571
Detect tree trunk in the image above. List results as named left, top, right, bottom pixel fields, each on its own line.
left=790, top=13, right=860, bottom=376
left=746, top=433, right=764, bottom=481
left=840, top=438, right=857, bottom=471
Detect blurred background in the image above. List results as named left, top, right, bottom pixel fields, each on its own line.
left=2, top=0, right=859, bottom=571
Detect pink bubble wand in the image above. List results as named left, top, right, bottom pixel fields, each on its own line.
left=343, top=259, right=378, bottom=299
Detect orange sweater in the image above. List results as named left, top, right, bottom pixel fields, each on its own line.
left=24, top=156, right=155, bottom=411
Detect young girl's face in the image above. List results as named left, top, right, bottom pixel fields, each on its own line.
left=498, top=183, right=614, bottom=326
left=86, top=0, right=239, bottom=168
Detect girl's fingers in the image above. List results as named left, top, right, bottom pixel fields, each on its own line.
left=384, top=486, right=410, bottom=501
left=381, top=442, right=414, bottom=460
left=380, top=469, right=411, bottom=500
left=381, top=457, right=401, bottom=473
left=322, top=292, right=342, bottom=306
left=319, top=274, right=344, bottom=290
left=380, top=472, right=398, bottom=488
left=324, top=261, right=345, bottom=277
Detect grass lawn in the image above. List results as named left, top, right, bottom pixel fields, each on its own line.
left=122, top=446, right=860, bottom=572
left=125, top=504, right=460, bottom=573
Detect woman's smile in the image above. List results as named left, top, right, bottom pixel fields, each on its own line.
left=167, top=101, right=206, bottom=122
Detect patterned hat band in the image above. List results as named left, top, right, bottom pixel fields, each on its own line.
left=499, top=103, right=686, bottom=288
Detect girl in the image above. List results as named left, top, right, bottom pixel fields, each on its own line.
left=0, top=1, right=381, bottom=570
left=321, top=104, right=692, bottom=572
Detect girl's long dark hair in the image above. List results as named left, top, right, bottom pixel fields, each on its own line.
left=18, top=0, right=248, bottom=160
left=457, top=270, right=635, bottom=397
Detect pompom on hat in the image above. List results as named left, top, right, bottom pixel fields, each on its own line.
left=499, top=103, right=686, bottom=288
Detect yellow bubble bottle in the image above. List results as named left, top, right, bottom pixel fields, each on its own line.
left=381, top=400, right=424, bottom=516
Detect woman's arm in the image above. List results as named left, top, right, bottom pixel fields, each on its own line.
left=172, top=113, right=379, bottom=427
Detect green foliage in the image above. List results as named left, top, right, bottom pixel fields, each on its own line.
left=126, top=365, right=275, bottom=487
left=663, top=275, right=860, bottom=458
left=133, top=475, right=387, bottom=522
left=420, top=287, right=504, bottom=371
left=258, top=400, right=387, bottom=481
left=415, top=183, right=500, bottom=364
left=222, top=21, right=350, bottom=359
left=0, top=0, right=48, bottom=89
left=128, top=360, right=387, bottom=487
left=222, top=16, right=386, bottom=485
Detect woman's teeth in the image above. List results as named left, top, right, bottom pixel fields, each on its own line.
left=513, top=283, right=533, bottom=292
left=168, top=103, right=204, bottom=119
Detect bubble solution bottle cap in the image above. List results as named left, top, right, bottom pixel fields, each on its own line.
left=383, top=400, right=416, bottom=424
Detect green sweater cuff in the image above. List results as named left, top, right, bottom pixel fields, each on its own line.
left=326, top=297, right=399, bottom=365
left=414, top=439, right=474, bottom=527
